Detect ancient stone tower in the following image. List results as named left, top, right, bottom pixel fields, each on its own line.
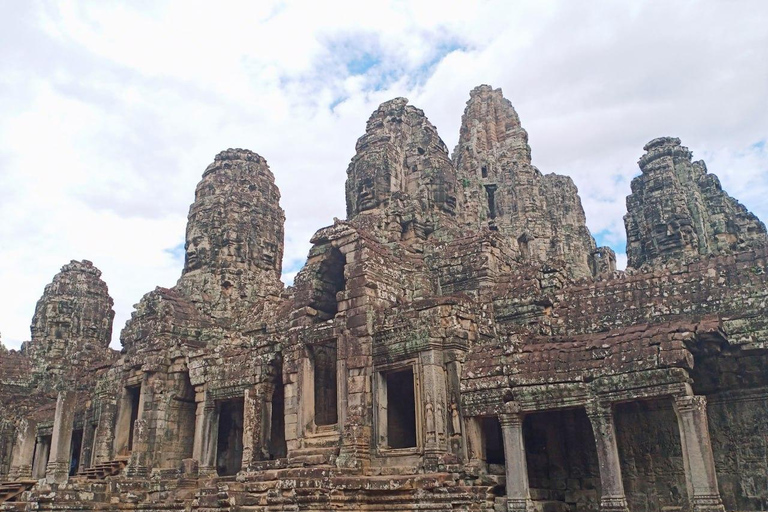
left=625, top=137, right=767, bottom=269
left=25, top=260, right=115, bottom=381
left=1, top=86, right=767, bottom=512
left=454, top=85, right=604, bottom=279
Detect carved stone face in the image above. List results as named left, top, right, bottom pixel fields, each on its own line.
left=431, top=165, right=458, bottom=216
left=357, top=176, right=378, bottom=211
left=350, top=156, right=393, bottom=214
left=184, top=223, right=212, bottom=272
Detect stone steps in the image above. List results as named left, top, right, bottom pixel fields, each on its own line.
left=76, top=456, right=129, bottom=480
left=0, top=480, right=36, bottom=504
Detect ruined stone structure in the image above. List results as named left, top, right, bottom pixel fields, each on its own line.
left=1, top=85, right=766, bottom=512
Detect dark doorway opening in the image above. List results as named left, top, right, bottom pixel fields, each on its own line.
left=268, top=360, right=287, bottom=459
left=485, top=184, right=497, bottom=219
left=68, top=429, right=83, bottom=476
left=216, top=398, right=244, bottom=476
left=482, top=416, right=505, bottom=465
left=523, top=409, right=601, bottom=512
left=387, top=368, right=417, bottom=449
left=127, top=385, right=141, bottom=452
left=313, top=341, right=338, bottom=427
left=311, top=247, right=346, bottom=322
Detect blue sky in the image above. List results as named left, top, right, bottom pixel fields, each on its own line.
left=1, top=0, right=767, bottom=349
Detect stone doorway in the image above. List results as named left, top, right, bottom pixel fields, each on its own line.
left=267, top=360, right=287, bottom=459
left=523, top=408, right=601, bottom=512
left=114, top=384, right=141, bottom=456
left=385, top=367, right=417, bottom=449
left=312, top=341, right=338, bottom=427
left=481, top=416, right=505, bottom=472
left=68, top=429, right=83, bottom=476
left=216, top=397, right=244, bottom=476
left=614, top=400, right=687, bottom=512
left=31, top=434, right=51, bottom=479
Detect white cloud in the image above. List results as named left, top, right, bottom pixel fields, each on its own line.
left=1, top=0, right=766, bottom=349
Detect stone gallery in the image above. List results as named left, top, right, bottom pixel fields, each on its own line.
left=1, top=85, right=766, bottom=512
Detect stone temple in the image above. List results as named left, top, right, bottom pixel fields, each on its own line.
left=1, top=85, right=767, bottom=512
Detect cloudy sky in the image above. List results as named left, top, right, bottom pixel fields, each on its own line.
left=1, top=1, right=766, bottom=350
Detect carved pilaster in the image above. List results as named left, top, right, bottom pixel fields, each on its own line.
left=46, top=391, right=76, bottom=484
left=499, top=402, right=532, bottom=512
left=586, top=400, right=629, bottom=512
left=8, top=419, right=37, bottom=479
left=124, top=419, right=149, bottom=477
left=193, top=397, right=218, bottom=476
left=673, top=395, right=725, bottom=512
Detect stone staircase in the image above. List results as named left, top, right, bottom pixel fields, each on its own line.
left=0, top=479, right=36, bottom=505
left=76, top=455, right=129, bottom=480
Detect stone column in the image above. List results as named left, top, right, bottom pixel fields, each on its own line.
left=193, top=397, right=217, bottom=476
left=241, top=385, right=266, bottom=468
left=124, top=419, right=149, bottom=477
left=586, top=401, right=630, bottom=512
left=92, top=400, right=116, bottom=464
left=673, top=395, right=725, bottom=512
left=499, top=402, right=531, bottom=512
left=46, top=391, right=77, bottom=484
left=8, top=419, right=37, bottom=479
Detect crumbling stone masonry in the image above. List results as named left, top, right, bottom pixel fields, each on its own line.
left=1, top=85, right=767, bottom=512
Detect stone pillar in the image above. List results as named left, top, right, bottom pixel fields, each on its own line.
left=193, top=397, right=217, bottom=476
left=586, top=401, right=629, bottom=512
left=241, top=385, right=266, bottom=468
left=124, top=419, right=149, bottom=477
left=8, top=419, right=37, bottom=479
left=673, top=395, right=725, bottom=512
left=46, top=391, right=77, bottom=484
left=421, top=349, right=448, bottom=471
left=92, top=400, right=116, bottom=464
left=499, top=402, right=531, bottom=512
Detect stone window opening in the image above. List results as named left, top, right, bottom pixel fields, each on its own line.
left=68, top=429, right=83, bottom=476
left=376, top=365, right=419, bottom=450
left=485, top=184, right=497, bottom=219
left=311, top=341, right=338, bottom=428
left=310, top=247, right=346, bottom=323
left=481, top=165, right=488, bottom=178
left=215, top=397, right=244, bottom=476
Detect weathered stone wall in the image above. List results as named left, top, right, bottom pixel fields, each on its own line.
left=552, top=246, right=768, bottom=338
left=707, top=388, right=768, bottom=511
left=615, top=400, right=688, bottom=512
